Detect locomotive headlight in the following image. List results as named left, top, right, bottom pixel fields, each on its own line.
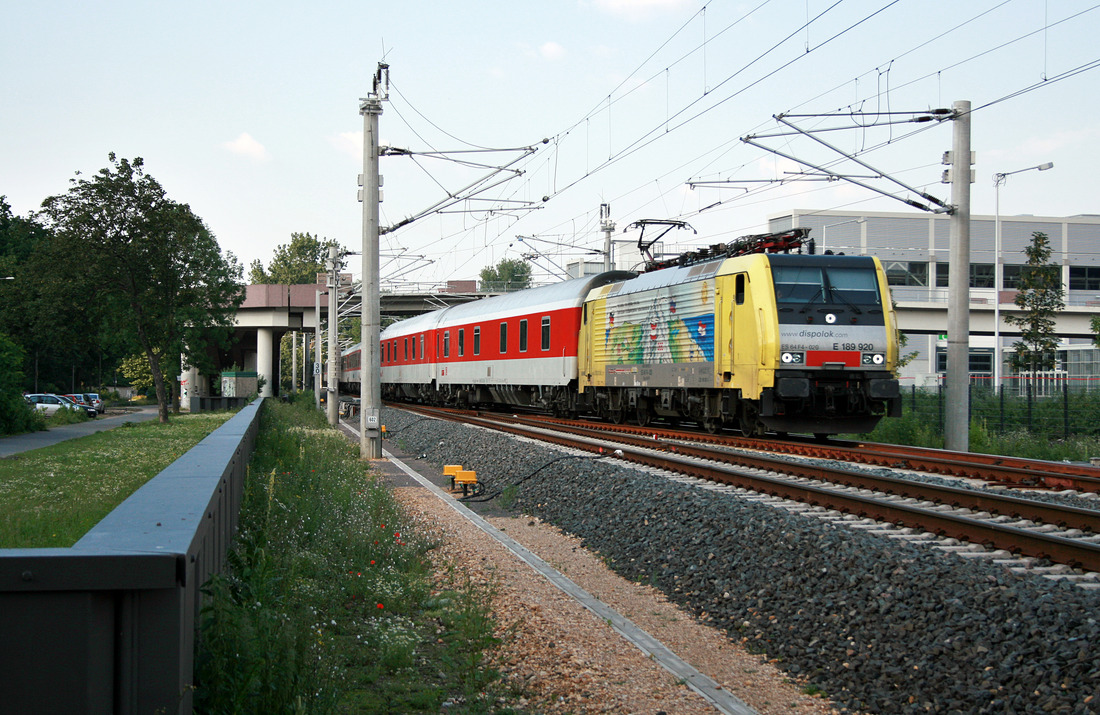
left=781, top=351, right=804, bottom=364
left=862, top=352, right=885, bottom=365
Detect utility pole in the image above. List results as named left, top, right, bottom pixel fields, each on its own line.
left=600, top=203, right=615, bottom=272
left=314, top=289, right=323, bottom=411
left=291, top=331, right=298, bottom=394
left=327, top=246, right=341, bottom=426
left=944, top=100, right=973, bottom=452
left=359, top=62, right=387, bottom=459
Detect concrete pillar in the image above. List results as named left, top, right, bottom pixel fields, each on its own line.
left=257, top=327, right=275, bottom=398
left=291, top=331, right=298, bottom=394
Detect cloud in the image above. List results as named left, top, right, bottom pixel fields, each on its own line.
left=539, top=41, right=566, bottom=60
left=331, top=131, right=363, bottom=160
left=222, top=132, right=270, bottom=161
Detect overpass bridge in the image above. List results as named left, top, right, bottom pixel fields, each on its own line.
left=182, top=283, right=484, bottom=400
left=185, top=282, right=1099, bottom=402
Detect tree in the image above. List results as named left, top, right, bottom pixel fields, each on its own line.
left=1091, top=315, right=1100, bottom=349
left=38, top=154, right=243, bottom=423
left=119, top=351, right=157, bottom=396
left=1, top=197, right=109, bottom=395
left=1004, top=231, right=1064, bottom=390
left=0, top=331, right=43, bottom=435
left=479, top=257, right=532, bottom=292
left=248, top=232, right=340, bottom=285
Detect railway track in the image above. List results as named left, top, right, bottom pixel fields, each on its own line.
left=505, top=414, right=1100, bottom=493
left=391, top=404, right=1100, bottom=581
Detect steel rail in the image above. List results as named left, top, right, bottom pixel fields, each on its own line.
left=487, top=414, right=1100, bottom=534
left=398, top=405, right=1100, bottom=572
left=487, top=411, right=1100, bottom=493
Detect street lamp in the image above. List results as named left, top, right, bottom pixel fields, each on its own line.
left=822, top=218, right=865, bottom=254
left=992, top=161, right=1053, bottom=391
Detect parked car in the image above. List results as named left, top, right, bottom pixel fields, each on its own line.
left=83, top=393, right=104, bottom=413
left=26, top=393, right=96, bottom=418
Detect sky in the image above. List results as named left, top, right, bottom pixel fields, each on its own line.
left=3, top=0, right=1099, bottom=289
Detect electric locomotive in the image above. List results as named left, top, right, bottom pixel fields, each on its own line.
left=578, top=230, right=901, bottom=435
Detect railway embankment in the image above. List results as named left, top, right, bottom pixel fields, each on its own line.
left=383, top=407, right=1100, bottom=715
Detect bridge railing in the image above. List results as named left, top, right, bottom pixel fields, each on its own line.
left=0, top=398, right=263, bottom=714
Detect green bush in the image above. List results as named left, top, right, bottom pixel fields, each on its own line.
left=0, top=332, right=45, bottom=435
left=863, top=386, right=1100, bottom=461
left=45, top=406, right=90, bottom=426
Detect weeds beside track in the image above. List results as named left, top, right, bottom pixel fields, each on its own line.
left=194, top=395, right=519, bottom=715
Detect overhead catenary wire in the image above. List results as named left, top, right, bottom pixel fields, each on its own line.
left=378, top=2, right=1094, bottom=287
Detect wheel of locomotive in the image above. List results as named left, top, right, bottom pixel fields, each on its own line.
left=635, top=400, right=653, bottom=427
left=609, top=402, right=627, bottom=424
left=703, top=417, right=720, bottom=434
left=738, top=403, right=765, bottom=437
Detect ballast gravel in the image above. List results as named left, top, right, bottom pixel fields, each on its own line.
left=384, top=409, right=1100, bottom=714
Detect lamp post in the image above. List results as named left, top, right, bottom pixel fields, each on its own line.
left=992, top=161, right=1053, bottom=391
left=822, top=218, right=865, bottom=254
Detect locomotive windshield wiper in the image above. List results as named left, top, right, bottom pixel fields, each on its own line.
left=797, top=287, right=824, bottom=313
left=826, top=286, right=863, bottom=314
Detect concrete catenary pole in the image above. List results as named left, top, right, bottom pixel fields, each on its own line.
left=327, top=246, right=340, bottom=426
left=359, top=63, right=387, bottom=459
left=945, top=100, right=972, bottom=452
left=291, top=331, right=298, bottom=394
left=600, top=203, right=615, bottom=272
left=314, top=289, right=323, bottom=411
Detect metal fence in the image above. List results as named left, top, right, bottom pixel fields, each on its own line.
left=0, top=399, right=262, bottom=714
left=897, top=382, right=1100, bottom=438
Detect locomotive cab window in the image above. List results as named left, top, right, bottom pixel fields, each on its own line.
left=541, top=316, right=550, bottom=351
left=772, top=264, right=881, bottom=307
left=519, top=319, right=528, bottom=353
left=735, top=274, right=746, bottom=305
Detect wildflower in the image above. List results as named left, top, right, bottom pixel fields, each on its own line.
left=377, top=603, right=384, bottom=609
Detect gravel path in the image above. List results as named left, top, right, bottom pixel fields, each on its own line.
left=382, top=408, right=1100, bottom=714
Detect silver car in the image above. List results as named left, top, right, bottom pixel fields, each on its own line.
left=25, top=393, right=97, bottom=418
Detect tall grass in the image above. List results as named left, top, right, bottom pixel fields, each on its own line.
left=194, top=395, right=518, bottom=714
left=0, top=411, right=235, bottom=547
